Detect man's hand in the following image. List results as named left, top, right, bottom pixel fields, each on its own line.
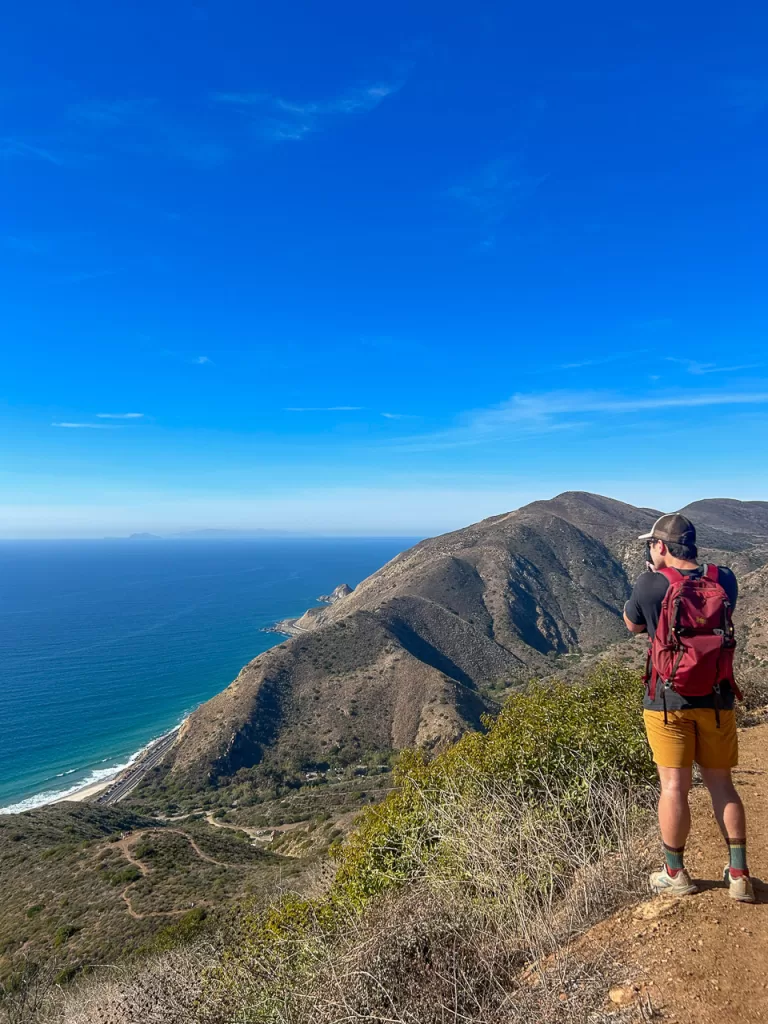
left=623, top=608, right=647, bottom=634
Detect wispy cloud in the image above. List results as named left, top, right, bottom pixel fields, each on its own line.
left=51, top=422, right=114, bottom=429
left=666, top=358, right=762, bottom=376
left=66, top=97, right=232, bottom=166
left=0, top=138, right=65, bottom=166
left=394, top=389, right=768, bottom=450
left=723, top=78, right=768, bottom=119
left=212, top=80, right=403, bottom=142
left=445, top=158, right=547, bottom=226
left=68, top=98, right=156, bottom=126
left=96, top=412, right=144, bottom=419
left=381, top=412, right=416, bottom=419
left=558, top=351, right=642, bottom=370
left=632, top=317, right=674, bottom=331
left=2, top=235, right=53, bottom=255
left=285, top=406, right=364, bottom=412
left=193, top=355, right=213, bottom=365
left=65, top=270, right=114, bottom=284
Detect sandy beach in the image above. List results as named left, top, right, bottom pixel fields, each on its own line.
left=56, top=777, right=115, bottom=803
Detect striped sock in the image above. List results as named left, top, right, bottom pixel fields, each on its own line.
left=663, top=843, right=686, bottom=877
left=727, top=838, right=749, bottom=879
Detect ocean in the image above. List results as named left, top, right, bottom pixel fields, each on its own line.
left=0, top=537, right=415, bottom=813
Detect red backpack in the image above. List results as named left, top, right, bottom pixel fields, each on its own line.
left=645, top=564, right=742, bottom=718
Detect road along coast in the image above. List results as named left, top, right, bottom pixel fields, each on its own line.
left=51, top=727, right=182, bottom=807
left=96, top=728, right=181, bottom=805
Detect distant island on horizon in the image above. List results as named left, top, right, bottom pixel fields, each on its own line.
left=102, top=528, right=421, bottom=541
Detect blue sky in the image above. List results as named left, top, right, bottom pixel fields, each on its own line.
left=2, top=1, right=768, bottom=536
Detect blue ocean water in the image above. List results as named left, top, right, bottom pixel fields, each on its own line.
left=0, top=538, right=414, bottom=813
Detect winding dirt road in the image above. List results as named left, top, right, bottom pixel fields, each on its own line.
left=113, top=828, right=235, bottom=920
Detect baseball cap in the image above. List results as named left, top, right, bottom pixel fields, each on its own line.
left=638, top=513, right=696, bottom=545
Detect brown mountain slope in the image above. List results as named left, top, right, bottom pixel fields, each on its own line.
left=681, top=497, right=768, bottom=537
left=145, top=492, right=768, bottom=795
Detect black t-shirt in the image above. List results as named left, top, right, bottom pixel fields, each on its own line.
left=624, top=565, right=738, bottom=711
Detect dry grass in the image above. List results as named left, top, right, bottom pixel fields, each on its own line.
left=41, top=768, right=658, bottom=1024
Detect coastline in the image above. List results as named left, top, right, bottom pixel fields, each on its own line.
left=0, top=720, right=186, bottom=816
left=0, top=542, right=399, bottom=820
left=58, top=778, right=114, bottom=803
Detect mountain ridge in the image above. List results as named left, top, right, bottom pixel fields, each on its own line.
left=132, top=491, right=768, bottom=803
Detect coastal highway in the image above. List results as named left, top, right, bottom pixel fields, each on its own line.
left=98, top=728, right=180, bottom=805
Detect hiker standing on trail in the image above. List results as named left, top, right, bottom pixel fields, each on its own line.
left=623, top=513, right=755, bottom=903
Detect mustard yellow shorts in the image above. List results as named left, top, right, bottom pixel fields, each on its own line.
left=643, top=708, right=738, bottom=770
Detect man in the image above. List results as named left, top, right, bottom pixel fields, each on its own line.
left=623, top=512, right=755, bottom=903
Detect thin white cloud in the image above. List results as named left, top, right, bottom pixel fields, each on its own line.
left=285, top=406, right=363, bottom=412
left=381, top=412, right=416, bottom=419
left=445, top=159, right=547, bottom=226
left=3, top=235, right=52, bottom=255
left=51, top=422, right=114, bottom=429
left=212, top=80, right=403, bottom=143
left=723, top=78, right=768, bottom=118
left=632, top=317, right=675, bottom=331
left=1, top=138, right=64, bottom=166
left=193, top=355, right=213, bottom=365
left=68, top=98, right=157, bottom=125
left=559, top=351, right=643, bottom=370
left=394, top=389, right=768, bottom=450
left=65, top=98, right=232, bottom=167
left=65, top=270, right=114, bottom=284
left=96, top=413, right=144, bottom=419
left=666, top=358, right=762, bottom=376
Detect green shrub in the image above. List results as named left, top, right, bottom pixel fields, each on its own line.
left=53, top=924, right=81, bottom=948
left=102, top=865, right=142, bottom=886
left=149, top=908, right=209, bottom=952
left=334, top=663, right=652, bottom=905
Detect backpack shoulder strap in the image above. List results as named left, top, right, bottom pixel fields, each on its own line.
left=656, top=567, right=683, bottom=585
left=704, top=563, right=719, bottom=583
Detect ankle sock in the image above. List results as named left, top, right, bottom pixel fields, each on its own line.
left=663, top=843, right=686, bottom=877
left=727, top=838, right=749, bottom=879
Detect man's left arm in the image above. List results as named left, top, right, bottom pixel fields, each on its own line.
left=623, top=576, right=650, bottom=634
left=623, top=607, right=647, bottom=634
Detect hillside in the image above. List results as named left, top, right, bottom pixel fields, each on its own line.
left=136, top=491, right=768, bottom=805
left=42, top=665, right=768, bottom=1024
left=0, top=803, right=310, bottom=989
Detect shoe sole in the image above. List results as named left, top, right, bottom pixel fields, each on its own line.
left=723, top=868, right=756, bottom=903
left=650, top=882, right=698, bottom=896
left=728, top=891, right=756, bottom=903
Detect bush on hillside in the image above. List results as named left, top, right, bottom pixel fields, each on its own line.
left=335, top=663, right=653, bottom=905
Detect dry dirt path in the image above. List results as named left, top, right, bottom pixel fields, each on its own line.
left=113, top=827, right=233, bottom=920
left=583, top=722, right=768, bottom=1023
left=203, top=811, right=310, bottom=847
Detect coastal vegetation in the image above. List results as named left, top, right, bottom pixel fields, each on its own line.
left=3, top=663, right=665, bottom=1023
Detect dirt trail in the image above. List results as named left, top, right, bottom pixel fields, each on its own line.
left=584, top=722, right=768, bottom=1023
left=113, top=827, right=232, bottom=920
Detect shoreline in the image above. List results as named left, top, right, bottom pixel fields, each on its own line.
left=58, top=778, right=115, bottom=803
left=0, top=720, right=186, bottom=816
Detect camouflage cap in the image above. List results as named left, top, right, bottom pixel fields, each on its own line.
left=638, top=513, right=696, bottom=545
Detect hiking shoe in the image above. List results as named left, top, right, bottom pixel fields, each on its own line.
left=649, top=866, right=698, bottom=896
left=723, top=866, right=756, bottom=903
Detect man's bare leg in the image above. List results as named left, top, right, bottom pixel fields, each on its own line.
left=699, top=766, right=747, bottom=844
left=699, top=765, right=753, bottom=902
left=649, top=766, right=698, bottom=894
left=657, top=765, right=692, bottom=848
